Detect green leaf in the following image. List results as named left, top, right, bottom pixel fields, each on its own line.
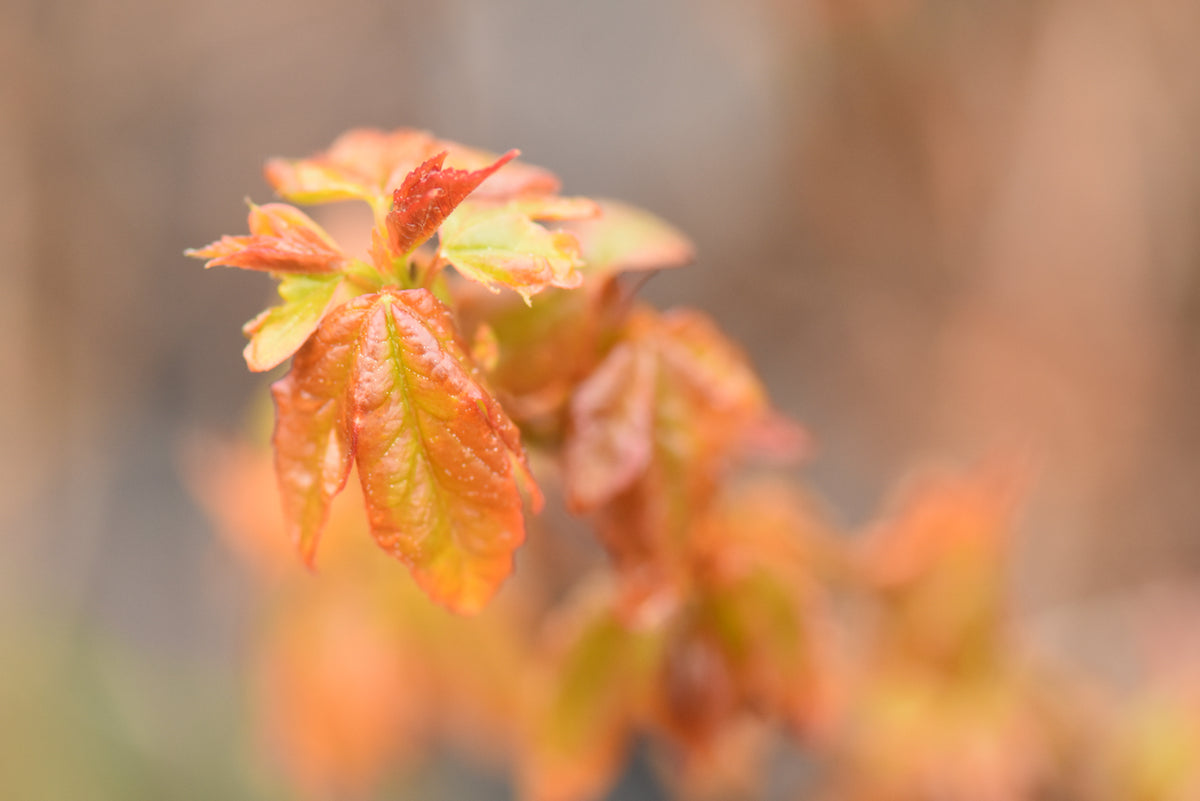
left=438, top=204, right=584, bottom=302
left=242, top=274, right=346, bottom=372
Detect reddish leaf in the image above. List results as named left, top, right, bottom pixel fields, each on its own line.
left=271, top=288, right=540, bottom=613
left=186, top=203, right=346, bottom=274
left=385, top=150, right=517, bottom=258
left=654, top=616, right=740, bottom=753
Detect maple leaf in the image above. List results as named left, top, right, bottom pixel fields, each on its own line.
left=857, top=461, right=1026, bottom=671
left=438, top=202, right=585, bottom=302
left=241, top=274, right=348, bottom=372
left=271, top=287, right=540, bottom=613
left=510, top=195, right=602, bottom=221
left=264, top=127, right=559, bottom=207
left=562, top=338, right=658, bottom=511
left=687, top=480, right=838, bottom=730
left=653, top=613, right=741, bottom=753
left=563, top=199, right=695, bottom=275
left=384, top=150, right=517, bottom=258
left=452, top=279, right=627, bottom=430
left=522, top=579, right=662, bottom=801
left=565, top=308, right=769, bottom=512
left=186, top=202, right=346, bottom=274
left=256, top=594, right=423, bottom=798
left=562, top=308, right=774, bottom=608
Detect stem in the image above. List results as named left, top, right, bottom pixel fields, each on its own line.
left=410, top=247, right=444, bottom=290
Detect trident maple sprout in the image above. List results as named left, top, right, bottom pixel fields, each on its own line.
left=188, top=128, right=1200, bottom=801
left=187, top=127, right=712, bottom=614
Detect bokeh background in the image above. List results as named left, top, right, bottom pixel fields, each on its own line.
left=2, top=0, right=1199, bottom=798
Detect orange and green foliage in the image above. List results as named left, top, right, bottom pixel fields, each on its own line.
left=189, top=128, right=1200, bottom=801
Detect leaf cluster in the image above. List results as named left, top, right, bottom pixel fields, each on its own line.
left=189, top=129, right=1200, bottom=801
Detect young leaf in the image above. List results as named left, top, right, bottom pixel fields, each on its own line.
left=242, top=273, right=346, bottom=372
left=452, top=278, right=627, bottom=430
left=522, top=580, right=662, bottom=801
left=562, top=340, right=657, bottom=511
left=438, top=203, right=585, bottom=301
left=186, top=203, right=346, bottom=274
left=564, top=199, right=695, bottom=275
left=385, top=150, right=517, bottom=258
left=653, top=615, right=740, bottom=753
left=511, top=195, right=602, bottom=221
left=563, top=308, right=775, bottom=610
left=857, top=462, right=1025, bottom=670
left=271, top=288, right=539, bottom=613
left=256, top=595, right=423, bottom=799
left=271, top=302, right=363, bottom=564
left=564, top=307, right=768, bottom=515
left=265, top=127, right=559, bottom=206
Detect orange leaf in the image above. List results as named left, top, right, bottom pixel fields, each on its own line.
left=186, top=203, right=346, bottom=274
left=563, top=308, right=775, bottom=612
left=265, top=127, right=559, bottom=206
left=256, top=595, right=423, bottom=797
left=562, top=340, right=657, bottom=511
left=271, top=288, right=540, bottom=613
left=565, top=307, right=768, bottom=514
left=857, top=460, right=1027, bottom=671
left=385, top=150, right=517, bottom=258
left=271, top=302, right=362, bottom=563
left=522, top=579, right=661, bottom=801
left=452, top=279, right=626, bottom=428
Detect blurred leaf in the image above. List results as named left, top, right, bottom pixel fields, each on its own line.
left=257, top=594, right=423, bottom=798
left=561, top=339, right=657, bottom=511
left=564, top=200, right=695, bottom=275
left=565, top=307, right=768, bottom=513
left=522, top=581, right=662, bottom=801
left=857, top=462, right=1026, bottom=671
left=564, top=308, right=772, bottom=608
left=511, top=195, right=601, bottom=221
left=453, top=280, right=625, bottom=431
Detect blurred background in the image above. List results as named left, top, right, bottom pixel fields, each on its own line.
left=2, top=0, right=1199, bottom=798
